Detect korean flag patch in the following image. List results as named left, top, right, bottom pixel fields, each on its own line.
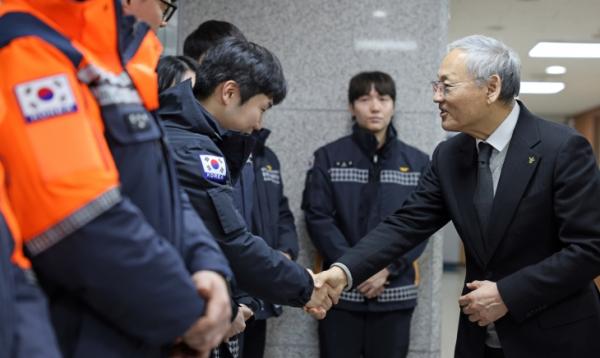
left=15, top=74, right=78, bottom=123
left=200, top=154, right=227, bottom=183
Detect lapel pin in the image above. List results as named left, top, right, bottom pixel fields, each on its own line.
left=528, top=156, right=535, bottom=164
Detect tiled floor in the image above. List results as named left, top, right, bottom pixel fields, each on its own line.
left=441, top=267, right=466, bottom=358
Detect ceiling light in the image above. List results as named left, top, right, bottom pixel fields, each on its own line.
left=520, top=81, right=565, bottom=94
left=529, top=42, right=600, bottom=58
left=486, top=25, right=504, bottom=31
left=354, top=40, right=417, bottom=51
left=373, top=10, right=387, bottom=18
left=545, top=65, right=566, bottom=75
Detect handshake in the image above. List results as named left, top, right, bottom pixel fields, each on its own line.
left=303, top=266, right=349, bottom=319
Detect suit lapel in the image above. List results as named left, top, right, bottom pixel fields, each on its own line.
left=454, top=135, right=487, bottom=267
left=485, top=103, right=541, bottom=263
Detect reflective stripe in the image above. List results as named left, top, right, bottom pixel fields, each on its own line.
left=212, top=336, right=240, bottom=358
left=78, top=65, right=143, bottom=106
left=339, top=284, right=418, bottom=303
left=329, top=168, right=369, bottom=183
left=26, top=187, right=121, bottom=256
left=380, top=170, right=420, bottom=186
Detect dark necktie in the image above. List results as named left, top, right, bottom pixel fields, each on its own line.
left=474, top=142, right=494, bottom=250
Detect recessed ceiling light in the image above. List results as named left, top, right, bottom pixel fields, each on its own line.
left=520, top=81, right=565, bottom=94
left=529, top=42, right=600, bottom=58
left=486, top=25, right=504, bottom=31
left=354, top=40, right=417, bottom=51
left=545, top=65, right=566, bottom=75
left=373, top=10, right=387, bottom=18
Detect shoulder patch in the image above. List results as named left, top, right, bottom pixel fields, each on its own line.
left=14, top=74, right=77, bottom=123
left=199, top=154, right=227, bottom=183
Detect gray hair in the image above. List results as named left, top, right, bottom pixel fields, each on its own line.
left=448, top=35, right=521, bottom=103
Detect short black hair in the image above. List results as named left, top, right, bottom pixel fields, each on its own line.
left=183, top=20, right=247, bottom=61
left=156, top=55, right=199, bottom=93
left=348, top=71, right=396, bottom=104
left=194, top=38, right=287, bottom=105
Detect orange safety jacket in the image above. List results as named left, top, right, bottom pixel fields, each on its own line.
left=0, top=57, right=30, bottom=269
left=124, top=23, right=163, bottom=112
left=0, top=2, right=217, bottom=350
left=0, top=0, right=124, bottom=255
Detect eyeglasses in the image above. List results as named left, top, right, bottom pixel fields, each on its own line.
left=431, top=80, right=478, bottom=96
left=158, top=0, right=178, bottom=23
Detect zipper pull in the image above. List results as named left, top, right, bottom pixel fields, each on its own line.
left=373, top=154, right=378, bottom=164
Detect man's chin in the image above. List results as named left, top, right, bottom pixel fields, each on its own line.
left=441, top=118, right=460, bottom=132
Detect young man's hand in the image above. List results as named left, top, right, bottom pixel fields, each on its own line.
left=182, top=271, right=232, bottom=354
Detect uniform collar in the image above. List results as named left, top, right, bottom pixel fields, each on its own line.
left=351, top=122, right=397, bottom=158
left=158, top=80, right=225, bottom=140
left=252, top=128, right=271, bottom=154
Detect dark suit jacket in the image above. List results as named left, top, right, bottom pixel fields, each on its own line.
left=338, top=102, right=600, bottom=358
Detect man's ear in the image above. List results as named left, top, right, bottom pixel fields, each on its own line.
left=220, top=80, right=240, bottom=106
left=121, top=0, right=131, bottom=13
left=486, top=75, right=502, bottom=104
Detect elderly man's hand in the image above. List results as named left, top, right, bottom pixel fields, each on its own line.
left=458, top=280, right=508, bottom=326
left=181, top=271, right=232, bottom=355
left=303, top=269, right=333, bottom=319
left=304, top=266, right=348, bottom=319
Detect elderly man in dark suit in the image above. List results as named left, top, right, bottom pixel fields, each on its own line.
left=313, top=35, right=600, bottom=358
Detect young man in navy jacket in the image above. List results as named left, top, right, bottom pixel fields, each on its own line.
left=303, top=72, right=429, bottom=358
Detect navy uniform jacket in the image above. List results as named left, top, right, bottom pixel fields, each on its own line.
left=0, top=216, right=13, bottom=355
left=158, top=81, right=313, bottom=307
left=249, top=129, right=300, bottom=319
left=337, top=103, right=600, bottom=358
left=113, top=15, right=231, bottom=280
left=0, top=215, right=61, bottom=358
left=303, top=124, right=429, bottom=312
left=0, top=9, right=232, bottom=357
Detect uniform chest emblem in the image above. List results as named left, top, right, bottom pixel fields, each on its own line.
left=399, top=166, right=410, bottom=172
left=199, top=154, right=227, bottom=183
left=15, top=74, right=78, bottom=122
left=261, top=165, right=280, bottom=184
left=335, top=160, right=353, bottom=168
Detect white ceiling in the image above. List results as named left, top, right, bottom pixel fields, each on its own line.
left=449, top=0, right=600, bottom=120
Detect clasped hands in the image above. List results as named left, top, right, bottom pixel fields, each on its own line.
left=303, top=266, right=349, bottom=319
left=459, top=280, right=508, bottom=327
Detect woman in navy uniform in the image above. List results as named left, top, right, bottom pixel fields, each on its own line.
left=303, top=71, right=429, bottom=358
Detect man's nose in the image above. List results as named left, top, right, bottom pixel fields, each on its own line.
left=433, top=90, right=444, bottom=103
left=370, top=99, right=382, bottom=111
